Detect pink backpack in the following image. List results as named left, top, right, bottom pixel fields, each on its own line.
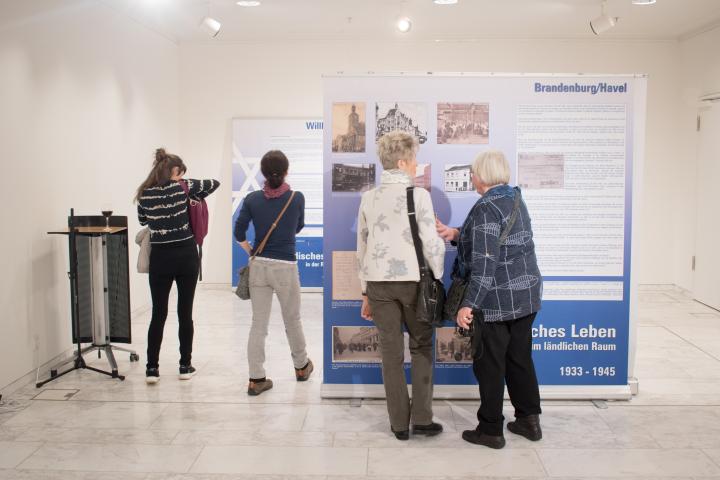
left=179, top=180, right=209, bottom=279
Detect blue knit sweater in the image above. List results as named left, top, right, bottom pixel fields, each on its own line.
left=233, top=190, right=305, bottom=262
left=452, top=184, right=543, bottom=322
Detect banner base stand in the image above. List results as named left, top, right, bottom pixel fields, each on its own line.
left=321, top=383, right=634, bottom=401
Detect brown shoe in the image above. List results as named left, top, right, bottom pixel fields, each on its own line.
left=247, top=378, right=273, bottom=396
left=295, top=359, right=314, bottom=382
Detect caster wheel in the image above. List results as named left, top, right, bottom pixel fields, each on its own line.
left=130, top=353, right=140, bottom=362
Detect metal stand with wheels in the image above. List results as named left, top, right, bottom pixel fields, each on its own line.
left=38, top=210, right=137, bottom=388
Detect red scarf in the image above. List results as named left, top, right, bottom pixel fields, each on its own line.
left=263, top=181, right=290, bottom=199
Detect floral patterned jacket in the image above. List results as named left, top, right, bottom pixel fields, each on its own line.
left=357, top=170, right=445, bottom=292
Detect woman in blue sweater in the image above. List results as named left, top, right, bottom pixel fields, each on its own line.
left=234, top=150, right=313, bottom=395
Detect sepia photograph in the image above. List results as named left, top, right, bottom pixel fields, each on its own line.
left=518, top=153, right=565, bottom=189
left=435, top=327, right=473, bottom=363
left=332, top=326, right=410, bottom=363
left=332, top=102, right=366, bottom=153
left=332, top=163, right=376, bottom=192
left=444, top=164, right=473, bottom=192
left=415, top=164, right=431, bottom=190
left=375, top=102, right=428, bottom=144
left=331, top=251, right=363, bottom=301
left=437, top=103, right=490, bottom=144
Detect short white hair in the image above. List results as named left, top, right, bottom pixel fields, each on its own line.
left=376, top=131, right=418, bottom=170
left=472, top=150, right=510, bottom=186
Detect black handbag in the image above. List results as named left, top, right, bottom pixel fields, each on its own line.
left=444, top=188, right=523, bottom=322
left=406, top=187, right=446, bottom=327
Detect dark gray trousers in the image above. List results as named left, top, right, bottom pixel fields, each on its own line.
left=367, top=281, right=434, bottom=431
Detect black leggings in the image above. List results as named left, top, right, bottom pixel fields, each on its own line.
left=146, top=239, right=199, bottom=369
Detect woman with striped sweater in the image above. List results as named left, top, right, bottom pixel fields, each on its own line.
left=136, top=149, right=220, bottom=384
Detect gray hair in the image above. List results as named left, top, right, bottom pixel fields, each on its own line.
left=376, top=131, right=418, bottom=170
left=472, top=150, right=511, bottom=186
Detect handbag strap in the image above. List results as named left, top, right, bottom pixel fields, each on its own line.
left=406, top=186, right=429, bottom=276
left=251, top=191, right=296, bottom=259
left=498, top=187, right=522, bottom=245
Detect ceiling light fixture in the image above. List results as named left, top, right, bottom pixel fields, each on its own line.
left=236, top=1, right=261, bottom=6
left=590, top=1, right=618, bottom=35
left=632, top=0, right=656, bottom=4
left=433, top=0, right=459, bottom=4
left=200, top=16, right=222, bottom=37
left=397, top=17, right=412, bottom=33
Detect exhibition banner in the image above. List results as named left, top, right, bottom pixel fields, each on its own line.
left=321, top=74, right=646, bottom=399
left=231, top=118, right=324, bottom=289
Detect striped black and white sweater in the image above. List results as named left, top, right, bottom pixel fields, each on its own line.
left=137, top=179, right=220, bottom=244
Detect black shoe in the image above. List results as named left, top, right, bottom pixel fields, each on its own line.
left=462, top=429, right=506, bottom=449
left=179, top=365, right=196, bottom=380
left=145, top=368, right=160, bottom=385
left=391, top=427, right=410, bottom=441
left=507, top=414, right=542, bottom=441
left=412, top=422, right=443, bottom=436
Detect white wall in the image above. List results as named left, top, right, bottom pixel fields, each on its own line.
left=0, top=2, right=179, bottom=391
left=178, top=39, right=682, bottom=287
left=675, top=26, right=720, bottom=292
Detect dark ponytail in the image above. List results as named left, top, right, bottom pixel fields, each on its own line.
left=260, top=150, right=289, bottom=189
left=135, top=148, right=186, bottom=202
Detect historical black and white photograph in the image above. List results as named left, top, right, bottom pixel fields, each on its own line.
left=375, top=102, right=428, bottom=144
left=437, top=103, right=490, bottom=144
left=332, top=163, right=376, bottom=192
left=332, top=102, right=366, bottom=153
left=518, top=153, right=565, bottom=189
left=444, top=164, right=473, bottom=192
left=415, top=163, right=431, bottom=190
left=435, top=327, right=472, bottom=363
left=332, top=326, right=410, bottom=363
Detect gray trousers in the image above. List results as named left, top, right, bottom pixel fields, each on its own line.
left=248, top=258, right=308, bottom=379
left=367, top=281, right=434, bottom=431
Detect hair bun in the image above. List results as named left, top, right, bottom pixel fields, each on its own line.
left=155, top=148, right=167, bottom=164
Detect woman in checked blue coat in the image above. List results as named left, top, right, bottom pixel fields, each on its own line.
left=437, top=150, right=543, bottom=449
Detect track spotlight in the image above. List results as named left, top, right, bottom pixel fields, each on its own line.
left=590, top=1, right=618, bottom=35
left=201, top=16, right=222, bottom=37
left=397, top=17, right=412, bottom=33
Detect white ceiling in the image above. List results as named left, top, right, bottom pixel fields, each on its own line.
left=3, top=0, right=720, bottom=43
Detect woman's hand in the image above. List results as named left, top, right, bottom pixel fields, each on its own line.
left=436, top=218, right=460, bottom=242
left=456, top=306, right=473, bottom=329
left=239, top=240, right=252, bottom=255
left=360, top=296, right=373, bottom=321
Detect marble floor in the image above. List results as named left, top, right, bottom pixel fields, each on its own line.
left=2, top=285, right=720, bottom=479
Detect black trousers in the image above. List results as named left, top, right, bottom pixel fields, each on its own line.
left=147, top=239, right=199, bottom=369
left=472, top=312, right=541, bottom=436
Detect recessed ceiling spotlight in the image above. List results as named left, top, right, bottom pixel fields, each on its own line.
left=433, top=0, right=459, bottom=4
left=397, top=17, right=412, bottom=33
left=632, top=0, right=656, bottom=4
left=200, top=16, right=222, bottom=37
left=237, top=1, right=261, bottom=6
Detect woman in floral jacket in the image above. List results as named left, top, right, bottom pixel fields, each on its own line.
left=356, top=131, right=446, bottom=441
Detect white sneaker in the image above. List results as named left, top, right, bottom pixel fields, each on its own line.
left=179, top=365, right=196, bottom=380
left=145, top=368, right=160, bottom=384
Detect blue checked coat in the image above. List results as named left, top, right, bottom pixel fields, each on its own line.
left=452, top=184, right=543, bottom=322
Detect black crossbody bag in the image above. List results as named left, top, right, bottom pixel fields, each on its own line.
left=406, top=187, right=446, bottom=327
left=444, top=188, right=523, bottom=324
